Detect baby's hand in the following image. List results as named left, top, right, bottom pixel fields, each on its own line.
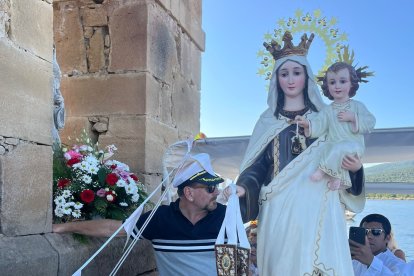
left=337, top=111, right=355, bottom=123
left=295, top=115, right=309, bottom=128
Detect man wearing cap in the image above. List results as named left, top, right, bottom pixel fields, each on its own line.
left=53, top=153, right=239, bottom=275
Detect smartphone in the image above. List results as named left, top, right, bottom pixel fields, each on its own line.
left=349, top=226, right=365, bottom=245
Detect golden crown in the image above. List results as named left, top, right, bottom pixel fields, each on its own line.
left=263, top=31, right=315, bottom=60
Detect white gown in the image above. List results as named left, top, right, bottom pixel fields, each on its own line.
left=309, top=99, right=376, bottom=188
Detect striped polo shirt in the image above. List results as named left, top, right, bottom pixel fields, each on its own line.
left=135, top=199, right=226, bottom=276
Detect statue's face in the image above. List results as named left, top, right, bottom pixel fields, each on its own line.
left=277, top=60, right=306, bottom=99
left=327, top=68, right=351, bottom=103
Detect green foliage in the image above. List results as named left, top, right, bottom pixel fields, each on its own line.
left=365, top=160, right=414, bottom=182
left=366, top=193, right=414, bottom=200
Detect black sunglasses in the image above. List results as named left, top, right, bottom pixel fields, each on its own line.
left=191, top=184, right=218, bottom=194
left=365, top=228, right=385, bottom=236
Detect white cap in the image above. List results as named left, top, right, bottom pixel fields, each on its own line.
left=171, top=153, right=223, bottom=188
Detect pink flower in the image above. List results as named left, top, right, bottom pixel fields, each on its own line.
left=96, top=188, right=106, bottom=197
left=64, top=150, right=83, bottom=167
left=64, top=150, right=82, bottom=160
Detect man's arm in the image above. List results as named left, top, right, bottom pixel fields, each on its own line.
left=52, top=219, right=126, bottom=237
left=350, top=238, right=405, bottom=276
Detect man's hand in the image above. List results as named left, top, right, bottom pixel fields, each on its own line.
left=341, top=154, right=362, bottom=173
left=223, top=185, right=246, bottom=200
left=349, top=236, right=374, bottom=266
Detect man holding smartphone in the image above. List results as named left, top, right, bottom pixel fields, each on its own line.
left=350, top=213, right=406, bottom=275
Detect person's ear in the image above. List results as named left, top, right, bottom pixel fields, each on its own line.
left=385, top=233, right=391, bottom=243
left=183, top=186, right=194, bottom=202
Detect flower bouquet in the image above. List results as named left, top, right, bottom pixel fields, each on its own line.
left=53, top=130, right=149, bottom=222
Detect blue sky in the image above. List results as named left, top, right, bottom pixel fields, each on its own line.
left=200, top=0, right=414, bottom=137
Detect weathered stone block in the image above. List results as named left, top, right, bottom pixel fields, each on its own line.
left=189, top=39, right=202, bottom=90
left=0, top=235, right=58, bottom=275
left=81, top=5, right=107, bottom=27
left=139, top=172, right=164, bottom=205
left=147, top=3, right=179, bottom=85
left=179, top=32, right=202, bottom=90
left=54, top=1, right=87, bottom=74
left=108, top=1, right=148, bottom=72
left=144, top=117, right=179, bottom=172
left=157, top=81, right=173, bottom=126
left=99, top=132, right=145, bottom=174
left=87, top=27, right=105, bottom=72
left=0, top=143, right=53, bottom=236
left=10, top=0, right=53, bottom=61
left=98, top=116, right=178, bottom=175
left=59, top=116, right=95, bottom=146
left=0, top=41, right=53, bottom=145
left=0, top=1, right=10, bottom=39
left=61, top=73, right=146, bottom=116
left=157, top=0, right=170, bottom=11
left=171, top=74, right=200, bottom=136
left=170, top=0, right=204, bottom=51
left=45, top=233, right=157, bottom=276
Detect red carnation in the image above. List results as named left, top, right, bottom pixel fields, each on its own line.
left=130, top=174, right=138, bottom=181
left=106, top=173, right=118, bottom=186
left=80, top=189, right=95, bottom=203
left=67, top=156, right=82, bottom=167
left=57, top=178, right=71, bottom=189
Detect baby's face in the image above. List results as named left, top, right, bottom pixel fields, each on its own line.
left=327, top=68, right=351, bottom=103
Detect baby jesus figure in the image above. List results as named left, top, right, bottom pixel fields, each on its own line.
left=296, top=62, right=375, bottom=190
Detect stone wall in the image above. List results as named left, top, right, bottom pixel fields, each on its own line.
left=0, top=0, right=54, bottom=274
left=0, top=0, right=204, bottom=275
left=54, top=0, right=205, bottom=195
left=0, top=0, right=53, bottom=237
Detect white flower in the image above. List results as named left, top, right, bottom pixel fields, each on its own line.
left=80, top=145, right=88, bottom=151
left=87, top=166, right=99, bottom=174
left=74, top=202, right=84, bottom=210
left=119, top=202, right=128, bottom=207
left=106, top=194, right=115, bottom=202
left=72, top=209, right=82, bottom=218
left=54, top=195, right=66, bottom=206
left=116, top=179, right=127, bottom=188
left=125, top=184, right=138, bottom=195
left=54, top=207, right=64, bottom=217
left=132, top=193, right=140, bottom=203
left=82, top=175, right=92, bottom=184
left=63, top=203, right=73, bottom=215
left=85, top=154, right=99, bottom=164
left=127, top=176, right=136, bottom=185
left=62, top=190, right=72, bottom=198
